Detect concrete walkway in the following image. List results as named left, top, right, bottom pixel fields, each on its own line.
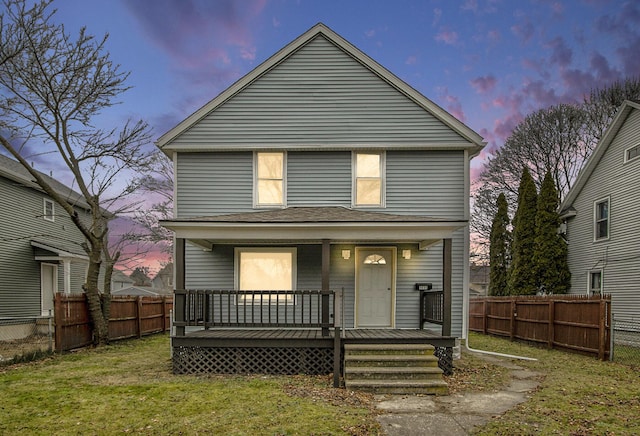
left=375, top=353, right=542, bottom=435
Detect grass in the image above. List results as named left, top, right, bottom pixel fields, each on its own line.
left=0, top=334, right=380, bottom=435
left=467, top=333, right=640, bottom=435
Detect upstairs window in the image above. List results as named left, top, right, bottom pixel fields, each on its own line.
left=353, top=152, right=385, bottom=207
left=625, top=144, right=640, bottom=163
left=43, top=199, right=54, bottom=222
left=594, top=197, right=610, bottom=241
left=255, top=152, right=285, bottom=207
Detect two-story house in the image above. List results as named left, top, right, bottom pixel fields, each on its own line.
left=560, top=100, right=640, bottom=323
left=0, top=154, right=89, bottom=319
left=159, top=24, right=484, bottom=390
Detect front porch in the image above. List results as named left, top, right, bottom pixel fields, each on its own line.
left=171, top=288, right=456, bottom=388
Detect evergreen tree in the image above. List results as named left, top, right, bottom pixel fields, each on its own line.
left=508, top=168, right=538, bottom=295
left=533, top=171, right=571, bottom=294
left=489, top=193, right=510, bottom=296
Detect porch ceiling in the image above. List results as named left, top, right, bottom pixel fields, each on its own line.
left=161, top=207, right=466, bottom=247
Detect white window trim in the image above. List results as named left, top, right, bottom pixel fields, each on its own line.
left=593, top=196, right=610, bottom=242
left=351, top=151, right=386, bottom=208
left=624, top=143, right=640, bottom=163
left=587, top=269, right=603, bottom=296
left=43, top=198, right=55, bottom=222
left=253, top=151, right=287, bottom=208
left=234, top=247, right=297, bottom=305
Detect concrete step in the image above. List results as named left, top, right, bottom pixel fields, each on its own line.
left=345, top=365, right=443, bottom=381
left=345, top=379, right=449, bottom=395
left=344, top=354, right=440, bottom=368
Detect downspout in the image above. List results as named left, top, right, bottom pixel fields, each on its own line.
left=463, top=330, right=538, bottom=361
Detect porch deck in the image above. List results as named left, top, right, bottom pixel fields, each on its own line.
left=173, top=328, right=455, bottom=347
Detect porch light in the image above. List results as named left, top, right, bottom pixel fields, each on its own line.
left=341, top=249, right=351, bottom=260
left=402, top=249, right=411, bottom=260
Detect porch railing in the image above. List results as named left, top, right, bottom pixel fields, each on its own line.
left=420, top=290, right=444, bottom=327
left=173, top=289, right=341, bottom=332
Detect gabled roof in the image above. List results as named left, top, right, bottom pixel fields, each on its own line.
left=561, top=100, right=640, bottom=212
left=157, top=23, right=484, bottom=153
left=112, top=269, right=134, bottom=284
left=0, top=153, right=90, bottom=210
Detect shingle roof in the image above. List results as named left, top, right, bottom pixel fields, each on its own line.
left=0, top=153, right=89, bottom=210
left=169, top=207, right=457, bottom=224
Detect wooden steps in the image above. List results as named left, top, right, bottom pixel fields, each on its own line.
left=343, top=343, right=448, bottom=395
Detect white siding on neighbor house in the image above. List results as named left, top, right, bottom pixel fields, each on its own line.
left=169, top=35, right=466, bottom=148
left=176, top=150, right=466, bottom=219
left=566, top=108, right=640, bottom=322
left=0, top=176, right=87, bottom=317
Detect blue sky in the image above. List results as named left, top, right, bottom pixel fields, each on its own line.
left=5, top=0, right=640, bottom=272
left=47, top=0, right=640, bottom=180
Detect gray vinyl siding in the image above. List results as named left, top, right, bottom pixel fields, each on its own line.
left=287, top=152, right=351, bottom=206
left=0, top=176, right=87, bottom=317
left=182, top=240, right=465, bottom=336
left=176, top=150, right=465, bottom=218
left=176, top=152, right=253, bottom=216
left=170, top=35, right=466, bottom=148
left=386, top=150, right=465, bottom=217
left=566, top=108, right=640, bottom=322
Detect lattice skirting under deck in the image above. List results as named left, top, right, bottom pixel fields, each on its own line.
left=173, top=346, right=334, bottom=375
left=434, top=346, right=454, bottom=376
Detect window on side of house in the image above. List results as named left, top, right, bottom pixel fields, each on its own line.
left=588, top=270, right=603, bottom=295
left=43, top=198, right=54, bottom=222
left=594, top=197, right=610, bottom=241
left=626, top=144, right=640, bottom=162
left=235, top=248, right=296, bottom=304
left=353, top=151, right=385, bottom=207
left=255, top=152, right=285, bottom=207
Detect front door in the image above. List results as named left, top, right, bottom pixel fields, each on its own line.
left=41, top=263, right=58, bottom=316
left=355, top=247, right=395, bottom=328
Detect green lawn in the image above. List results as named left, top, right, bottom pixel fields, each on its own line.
left=0, top=334, right=379, bottom=435
left=468, top=333, right=640, bottom=435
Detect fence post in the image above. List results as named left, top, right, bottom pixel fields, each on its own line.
left=548, top=299, right=555, bottom=350
left=137, top=296, right=143, bottom=339
left=161, top=296, right=167, bottom=332
left=54, top=293, right=62, bottom=352
left=510, top=299, right=516, bottom=341
left=483, top=299, right=488, bottom=334
left=598, top=299, right=606, bottom=361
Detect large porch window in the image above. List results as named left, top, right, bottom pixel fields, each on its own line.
left=235, top=248, right=296, bottom=303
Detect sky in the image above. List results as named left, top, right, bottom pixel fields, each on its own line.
left=4, top=0, right=640, bottom=275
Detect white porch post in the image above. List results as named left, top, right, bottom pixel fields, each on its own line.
left=63, top=259, right=71, bottom=294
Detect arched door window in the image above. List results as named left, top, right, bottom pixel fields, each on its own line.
left=363, top=254, right=386, bottom=265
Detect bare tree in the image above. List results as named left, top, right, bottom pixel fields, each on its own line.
left=0, top=0, right=152, bottom=344
left=125, top=151, right=174, bottom=253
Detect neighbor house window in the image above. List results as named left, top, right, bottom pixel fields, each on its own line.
left=625, top=144, right=640, bottom=162
left=43, top=199, right=54, bottom=222
left=235, top=248, right=296, bottom=303
left=594, top=197, right=610, bottom=240
left=255, top=152, right=285, bottom=207
left=589, top=270, right=603, bottom=295
left=353, top=151, right=385, bottom=207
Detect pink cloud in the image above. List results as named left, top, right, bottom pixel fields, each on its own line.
left=470, top=75, right=497, bottom=94
left=546, top=36, right=572, bottom=68
left=511, top=20, right=534, bottom=44
left=487, top=29, right=501, bottom=42
left=435, top=28, right=460, bottom=45
left=365, top=29, right=376, bottom=38
left=432, top=8, right=442, bottom=27
left=405, top=55, right=418, bottom=65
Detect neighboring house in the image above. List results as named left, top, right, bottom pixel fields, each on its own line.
left=0, top=154, right=89, bottom=317
left=112, top=286, right=162, bottom=297
left=560, top=100, right=640, bottom=322
left=158, top=24, right=484, bottom=384
left=151, top=263, right=173, bottom=293
left=111, top=269, right=134, bottom=291
left=469, top=263, right=489, bottom=297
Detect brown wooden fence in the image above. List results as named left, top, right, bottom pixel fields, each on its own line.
left=54, top=293, right=173, bottom=352
left=469, top=295, right=611, bottom=360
